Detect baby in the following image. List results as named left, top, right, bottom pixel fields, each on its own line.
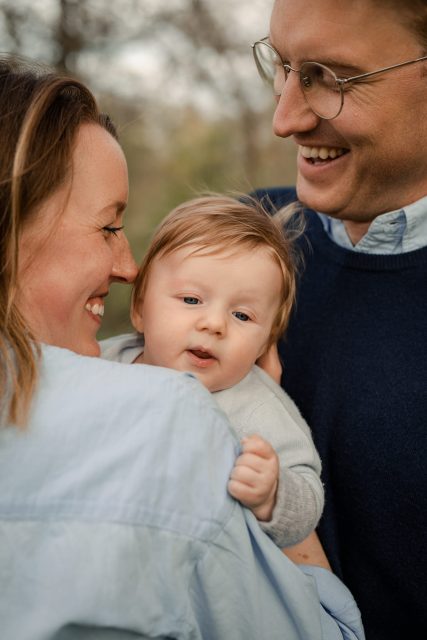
left=102, top=195, right=323, bottom=547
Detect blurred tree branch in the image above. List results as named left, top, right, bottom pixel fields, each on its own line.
left=0, top=0, right=266, bottom=179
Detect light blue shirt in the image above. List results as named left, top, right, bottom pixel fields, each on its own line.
left=0, top=345, right=364, bottom=639
left=318, top=195, right=427, bottom=254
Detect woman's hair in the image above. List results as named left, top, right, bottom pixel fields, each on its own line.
left=0, top=55, right=117, bottom=426
left=132, top=194, right=302, bottom=349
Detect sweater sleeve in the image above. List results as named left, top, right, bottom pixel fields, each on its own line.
left=237, top=369, right=324, bottom=547
left=261, top=465, right=323, bottom=547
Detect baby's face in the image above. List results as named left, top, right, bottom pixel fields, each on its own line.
left=132, top=246, right=283, bottom=392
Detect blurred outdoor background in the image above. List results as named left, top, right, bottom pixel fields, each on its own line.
left=0, top=0, right=298, bottom=336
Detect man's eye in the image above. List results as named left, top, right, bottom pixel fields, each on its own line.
left=183, top=296, right=200, bottom=305
left=233, top=311, right=250, bottom=322
left=103, top=225, right=124, bottom=237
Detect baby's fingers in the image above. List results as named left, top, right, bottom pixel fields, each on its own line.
left=228, top=475, right=266, bottom=508
left=229, top=461, right=259, bottom=487
left=229, top=461, right=277, bottom=502
left=228, top=479, right=258, bottom=506
left=234, top=451, right=271, bottom=474
left=241, top=434, right=276, bottom=459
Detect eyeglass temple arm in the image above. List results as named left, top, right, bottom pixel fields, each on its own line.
left=340, top=55, right=427, bottom=85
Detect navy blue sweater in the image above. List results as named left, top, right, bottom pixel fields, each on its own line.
left=256, top=187, right=427, bottom=640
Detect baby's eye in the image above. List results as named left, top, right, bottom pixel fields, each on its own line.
left=183, top=296, right=200, bottom=305
left=103, top=225, right=124, bottom=238
left=233, top=311, right=250, bottom=322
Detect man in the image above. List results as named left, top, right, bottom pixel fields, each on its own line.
left=253, top=1, right=427, bottom=639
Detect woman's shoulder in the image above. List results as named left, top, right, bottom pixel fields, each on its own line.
left=38, top=345, right=234, bottom=445
left=0, top=344, right=238, bottom=539
left=41, top=342, right=202, bottom=404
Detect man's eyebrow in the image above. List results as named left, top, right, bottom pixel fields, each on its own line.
left=267, top=39, right=362, bottom=74
left=315, top=59, right=362, bottom=74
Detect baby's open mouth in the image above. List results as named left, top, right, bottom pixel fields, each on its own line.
left=189, top=349, right=215, bottom=360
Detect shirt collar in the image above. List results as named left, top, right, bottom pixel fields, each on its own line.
left=317, top=195, right=427, bottom=254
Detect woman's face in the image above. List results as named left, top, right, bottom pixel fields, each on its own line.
left=17, top=123, right=138, bottom=356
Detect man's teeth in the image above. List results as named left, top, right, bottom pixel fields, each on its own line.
left=85, top=302, right=104, bottom=317
left=300, top=146, right=346, bottom=160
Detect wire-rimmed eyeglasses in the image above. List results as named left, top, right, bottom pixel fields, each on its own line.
left=252, top=37, right=427, bottom=120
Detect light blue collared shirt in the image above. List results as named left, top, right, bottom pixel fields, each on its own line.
left=0, top=345, right=364, bottom=640
left=318, top=195, right=427, bottom=254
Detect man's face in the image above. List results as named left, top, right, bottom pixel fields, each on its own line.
left=270, top=0, right=427, bottom=221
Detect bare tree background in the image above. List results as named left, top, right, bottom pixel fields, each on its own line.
left=0, top=0, right=297, bottom=335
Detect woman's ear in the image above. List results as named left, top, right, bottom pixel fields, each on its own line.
left=131, top=302, right=144, bottom=334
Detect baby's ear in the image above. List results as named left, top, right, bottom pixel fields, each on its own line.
left=131, top=303, right=144, bottom=333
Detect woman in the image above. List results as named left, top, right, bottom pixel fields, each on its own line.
left=0, top=56, right=363, bottom=639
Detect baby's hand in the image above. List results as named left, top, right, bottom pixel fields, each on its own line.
left=228, top=434, right=279, bottom=522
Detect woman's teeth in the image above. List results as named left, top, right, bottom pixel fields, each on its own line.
left=300, top=145, right=346, bottom=160
left=85, top=302, right=104, bottom=317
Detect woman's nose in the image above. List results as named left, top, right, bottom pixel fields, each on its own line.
left=111, top=234, right=138, bottom=284
left=273, top=72, right=320, bottom=139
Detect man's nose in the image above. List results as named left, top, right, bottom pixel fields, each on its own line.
left=111, top=234, right=138, bottom=284
left=273, top=71, right=320, bottom=139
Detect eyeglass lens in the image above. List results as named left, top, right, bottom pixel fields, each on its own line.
left=253, top=41, right=344, bottom=119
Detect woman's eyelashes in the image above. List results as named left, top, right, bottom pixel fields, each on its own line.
left=102, top=225, right=124, bottom=237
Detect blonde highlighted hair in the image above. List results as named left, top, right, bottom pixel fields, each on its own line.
left=132, top=194, right=302, bottom=348
left=0, top=55, right=117, bottom=426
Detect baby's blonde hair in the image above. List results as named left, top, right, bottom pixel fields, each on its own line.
left=132, top=194, right=302, bottom=348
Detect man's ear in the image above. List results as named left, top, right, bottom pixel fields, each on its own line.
left=131, top=303, right=144, bottom=334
